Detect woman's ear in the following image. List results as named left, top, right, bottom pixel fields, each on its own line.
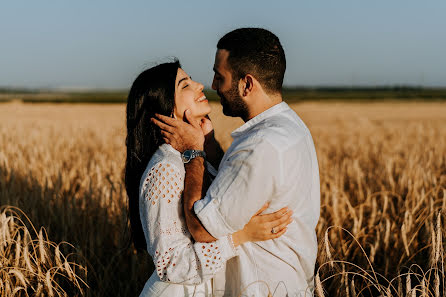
left=171, top=108, right=178, bottom=119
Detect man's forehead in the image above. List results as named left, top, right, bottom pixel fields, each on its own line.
left=214, top=49, right=230, bottom=70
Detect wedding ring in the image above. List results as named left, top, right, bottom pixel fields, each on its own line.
left=271, top=227, right=277, bottom=234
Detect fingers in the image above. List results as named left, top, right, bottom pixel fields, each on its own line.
left=274, top=210, right=293, bottom=226
left=270, top=226, right=287, bottom=239
left=151, top=117, right=175, bottom=133
left=260, top=207, right=290, bottom=221
left=184, top=110, right=200, bottom=128
left=258, top=225, right=288, bottom=241
left=253, top=202, right=270, bottom=216
left=154, top=113, right=178, bottom=127
left=273, top=217, right=293, bottom=233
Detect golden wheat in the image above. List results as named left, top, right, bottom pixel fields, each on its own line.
left=0, top=206, right=87, bottom=296
left=0, top=101, right=445, bottom=296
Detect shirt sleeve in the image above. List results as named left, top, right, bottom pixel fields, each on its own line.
left=194, top=138, right=281, bottom=238
left=139, top=162, right=237, bottom=285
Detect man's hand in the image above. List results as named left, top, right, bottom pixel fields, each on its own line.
left=151, top=110, right=204, bottom=152
left=200, top=115, right=224, bottom=169
left=200, top=115, right=214, bottom=140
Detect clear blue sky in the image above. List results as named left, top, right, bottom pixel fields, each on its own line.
left=1, top=1, right=445, bottom=89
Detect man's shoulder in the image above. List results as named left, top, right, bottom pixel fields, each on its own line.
left=249, top=112, right=308, bottom=149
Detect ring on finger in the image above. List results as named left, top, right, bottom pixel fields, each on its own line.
left=271, top=227, right=277, bottom=234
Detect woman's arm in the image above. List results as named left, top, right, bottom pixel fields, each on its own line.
left=140, top=161, right=236, bottom=285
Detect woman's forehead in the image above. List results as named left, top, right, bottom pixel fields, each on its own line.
left=177, top=68, right=188, bottom=79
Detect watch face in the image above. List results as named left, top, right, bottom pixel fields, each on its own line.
left=182, top=150, right=192, bottom=163
left=184, top=150, right=192, bottom=159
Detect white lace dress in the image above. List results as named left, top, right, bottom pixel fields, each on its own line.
left=138, top=144, right=237, bottom=297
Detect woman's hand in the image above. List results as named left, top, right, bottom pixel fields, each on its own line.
left=232, top=203, right=293, bottom=246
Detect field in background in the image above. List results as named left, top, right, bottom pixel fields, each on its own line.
left=0, top=101, right=445, bottom=296
left=1, top=87, right=446, bottom=104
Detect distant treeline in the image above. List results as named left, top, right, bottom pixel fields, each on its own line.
left=1, top=86, right=446, bottom=103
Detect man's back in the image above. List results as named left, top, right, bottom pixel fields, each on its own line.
left=195, top=102, right=320, bottom=297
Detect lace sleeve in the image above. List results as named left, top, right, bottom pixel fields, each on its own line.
left=139, top=162, right=237, bottom=285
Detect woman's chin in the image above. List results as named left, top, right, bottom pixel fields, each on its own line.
left=196, top=107, right=212, bottom=119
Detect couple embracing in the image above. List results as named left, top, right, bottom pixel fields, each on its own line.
left=125, top=28, right=320, bottom=297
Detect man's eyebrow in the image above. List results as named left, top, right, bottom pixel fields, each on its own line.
left=177, top=77, right=189, bottom=86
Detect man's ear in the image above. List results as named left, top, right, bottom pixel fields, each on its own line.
left=241, top=74, right=255, bottom=97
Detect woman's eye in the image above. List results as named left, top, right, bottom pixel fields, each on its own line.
left=182, top=84, right=189, bottom=89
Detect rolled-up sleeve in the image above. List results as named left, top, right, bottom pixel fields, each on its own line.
left=194, top=139, right=280, bottom=238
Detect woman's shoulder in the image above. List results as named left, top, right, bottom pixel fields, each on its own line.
left=154, top=144, right=184, bottom=172
left=140, top=144, right=184, bottom=184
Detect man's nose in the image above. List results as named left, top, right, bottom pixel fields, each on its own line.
left=211, top=78, right=217, bottom=90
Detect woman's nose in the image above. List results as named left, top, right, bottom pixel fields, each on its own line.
left=196, top=82, right=204, bottom=92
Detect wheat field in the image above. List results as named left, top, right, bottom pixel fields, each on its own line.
left=0, top=101, right=445, bottom=296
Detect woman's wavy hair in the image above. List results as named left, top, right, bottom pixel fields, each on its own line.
left=125, top=60, right=180, bottom=250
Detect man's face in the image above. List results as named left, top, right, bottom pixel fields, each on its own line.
left=212, top=49, right=248, bottom=118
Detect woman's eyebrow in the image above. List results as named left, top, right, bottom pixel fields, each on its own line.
left=177, top=77, right=189, bottom=87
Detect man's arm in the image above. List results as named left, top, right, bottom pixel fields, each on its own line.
left=193, top=139, right=294, bottom=238
left=151, top=112, right=220, bottom=242
left=204, top=131, right=224, bottom=170
left=183, top=157, right=217, bottom=243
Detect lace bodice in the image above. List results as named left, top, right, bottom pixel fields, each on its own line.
left=139, top=144, right=237, bottom=285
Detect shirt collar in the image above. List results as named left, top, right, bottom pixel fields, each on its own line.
left=231, top=101, right=289, bottom=138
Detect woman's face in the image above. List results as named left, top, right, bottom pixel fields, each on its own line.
left=174, top=68, right=211, bottom=121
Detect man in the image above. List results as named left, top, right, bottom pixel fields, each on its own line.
left=153, top=28, right=320, bottom=297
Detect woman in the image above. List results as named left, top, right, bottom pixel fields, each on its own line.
left=125, top=61, right=292, bottom=297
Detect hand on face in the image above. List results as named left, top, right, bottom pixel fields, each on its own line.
left=200, top=115, right=214, bottom=138
left=152, top=110, right=205, bottom=152
left=151, top=68, right=213, bottom=152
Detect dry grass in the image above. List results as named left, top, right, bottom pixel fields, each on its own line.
left=0, top=101, right=445, bottom=296
left=0, top=206, right=87, bottom=296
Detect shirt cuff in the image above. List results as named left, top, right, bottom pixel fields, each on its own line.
left=193, top=196, right=235, bottom=238
left=217, top=235, right=239, bottom=260
left=193, top=194, right=212, bottom=214
left=205, top=161, right=218, bottom=178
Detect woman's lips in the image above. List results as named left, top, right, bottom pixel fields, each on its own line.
left=195, top=93, right=207, bottom=102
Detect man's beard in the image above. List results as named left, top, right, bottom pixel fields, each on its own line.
left=218, top=80, right=248, bottom=120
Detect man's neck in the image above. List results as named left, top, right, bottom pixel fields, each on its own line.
left=243, top=94, right=283, bottom=122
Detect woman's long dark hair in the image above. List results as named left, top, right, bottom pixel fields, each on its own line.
left=125, top=60, right=180, bottom=250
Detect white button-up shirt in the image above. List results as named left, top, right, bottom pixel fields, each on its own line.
left=194, top=102, right=320, bottom=297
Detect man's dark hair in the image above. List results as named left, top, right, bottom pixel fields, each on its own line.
left=217, top=28, right=286, bottom=94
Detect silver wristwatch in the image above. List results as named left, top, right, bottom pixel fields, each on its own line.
left=181, top=149, right=206, bottom=164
